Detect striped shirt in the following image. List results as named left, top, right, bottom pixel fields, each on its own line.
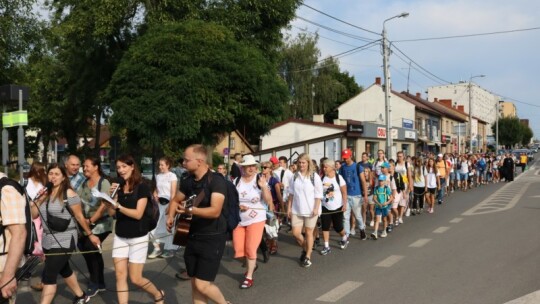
left=39, top=195, right=81, bottom=250
left=0, top=179, right=27, bottom=271
left=69, top=172, right=85, bottom=192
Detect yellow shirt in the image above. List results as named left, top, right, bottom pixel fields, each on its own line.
left=436, top=160, right=447, bottom=177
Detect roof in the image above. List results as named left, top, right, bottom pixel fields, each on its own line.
left=394, top=91, right=443, bottom=117
left=399, top=92, right=469, bottom=122
left=271, top=118, right=347, bottom=130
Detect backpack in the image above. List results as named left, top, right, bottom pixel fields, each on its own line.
left=393, top=172, right=405, bottom=193
left=293, top=172, right=315, bottom=185
left=212, top=173, right=240, bottom=234
left=478, top=158, right=486, bottom=169
left=0, top=177, right=37, bottom=256
left=135, top=183, right=159, bottom=232
left=374, top=185, right=390, bottom=204
left=322, top=174, right=341, bottom=186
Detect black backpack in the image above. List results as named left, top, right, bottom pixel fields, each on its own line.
left=134, top=183, right=159, bottom=232
left=0, top=177, right=37, bottom=256
left=211, top=173, right=240, bottom=235
left=393, top=172, right=405, bottom=193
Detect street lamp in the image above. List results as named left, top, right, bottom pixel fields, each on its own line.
left=468, top=74, right=485, bottom=153
left=383, top=12, right=409, bottom=159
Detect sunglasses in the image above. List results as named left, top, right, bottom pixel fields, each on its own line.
left=261, top=166, right=270, bottom=169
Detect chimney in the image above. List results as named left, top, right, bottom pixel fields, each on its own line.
left=313, top=114, right=324, bottom=123
left=416, top=92, right=421, bottom=98
left=375, top=77, right=381, bottom=85
left=457, top=105, right=465, bottom=112
left=439, top=99, right=452, bottom=108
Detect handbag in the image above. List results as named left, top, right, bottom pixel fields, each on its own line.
left=45, top=190, right=74, bottom=232
left=158, top=197, right=170, bottom=205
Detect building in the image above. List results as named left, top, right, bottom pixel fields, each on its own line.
left=428, top=82, right=500, bottom=137
left=214, top=130, right=254, bottom=165
left=500, top=101, right=517, bottom=118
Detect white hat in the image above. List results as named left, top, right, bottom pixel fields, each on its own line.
left=437, top=153, right=443, bottom=158
left=239, top=155, right=258, bottom=166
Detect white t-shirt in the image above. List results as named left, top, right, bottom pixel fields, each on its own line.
left=156, top=172, right=177, bottom=200
left=236, top=176, right=266, bottom=226
left=459, top=161, right=469, bottom=174
left=321, top=174, right=347, bottom=210
left=426, top=167, right=438, bottom=188
left=373, top=160, right=385, bottom=176
left=384, top=173, right=397, bottom=191
left=289, top=172, right=323, bottom=216
left=274, top=167, right=294, bottom=200
left=26, top=178, right=44, bottom=200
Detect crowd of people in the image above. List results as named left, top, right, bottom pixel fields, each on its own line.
left=0, top=145, right=529, bottom=304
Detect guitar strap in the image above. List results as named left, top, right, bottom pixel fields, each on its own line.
left=191, top=171, right=213, bottom=208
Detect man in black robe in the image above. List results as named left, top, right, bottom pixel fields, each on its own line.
left=502, top=153, right=514, bottom=182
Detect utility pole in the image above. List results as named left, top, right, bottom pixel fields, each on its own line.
left=383, top=12, right=409, bottom=160
left=468, top=75, right=485, bottom=153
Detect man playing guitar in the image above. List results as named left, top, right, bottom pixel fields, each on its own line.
left=166, top=144, right=230, bottom=304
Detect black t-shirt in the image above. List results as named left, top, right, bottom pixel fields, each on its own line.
left=115, top=182, right=152, bottom=238
left=180, top=170, right=227, bottom=235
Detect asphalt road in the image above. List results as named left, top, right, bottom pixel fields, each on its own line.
left=17, top=158, right=540, bottom=303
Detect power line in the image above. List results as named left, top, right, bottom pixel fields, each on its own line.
left=394, top=26, right=540, bottom=43
left=391, top=44, right=453, bottom=84
left=292, top=25, right=362, bottom=48
left=295, top=15, right=375, bottom=42
left=390, top=48, right=447, bottom=85
left=301, top=3, right=381, bottom=36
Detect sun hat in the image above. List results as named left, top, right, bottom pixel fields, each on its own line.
left=239, top=155, right=258, bottom=166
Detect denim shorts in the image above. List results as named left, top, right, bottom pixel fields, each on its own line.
left=375, top=207, right=390, bottom=217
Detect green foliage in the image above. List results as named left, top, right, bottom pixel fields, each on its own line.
left=521, top=124, right=533, bottom=146
left=106, top=20, right=288, bottom=151
left=491, top=116, right=532, bottom=148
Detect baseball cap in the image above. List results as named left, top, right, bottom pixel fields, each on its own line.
left=269, top=156, right=279, bottom=165
left=437, top=153, right=443, bottom=158
left=378, top=175, right=387, bottom=181
left=381, top=162, right=390, bottom=168
left=341, top=149, right=352, bottom=159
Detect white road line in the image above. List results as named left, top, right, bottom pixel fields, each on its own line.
left=316, top=281, right=364, bottom=302
left=433, top=226, right=450, bottom=233
left=375, top=255, right=404, bottom=267
left=450, top=218, right=463, bottom=223
left=504, top=290, right=540, bottom=304
left=409, top=238, right=432, bottom=248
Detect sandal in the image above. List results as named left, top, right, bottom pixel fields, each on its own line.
left=239, top=278, right=253, bottom=289
left=155, top=289, right=165, bottom=303
left=269, top=244, right=278, bottom=255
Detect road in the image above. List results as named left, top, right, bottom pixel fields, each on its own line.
left=17, top=158, right=540, bottom=303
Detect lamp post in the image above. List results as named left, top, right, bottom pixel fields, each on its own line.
left=468, top=74, right=485, bottom=153
left=383, top=12, right=409, bottom=159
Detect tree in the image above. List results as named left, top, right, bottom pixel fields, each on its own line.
left=521, top=124, right=533, bottom=146
left=492, top=117, right=523, bottom=148
left=106, top=21, right=289, bottom=155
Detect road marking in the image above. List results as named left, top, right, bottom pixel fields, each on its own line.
left=433, top=226, right=450, bottom=233
left=409, top=238, right=432, bottom=248
left=450, top=217, right=463, bottom=223
left=375, top=255, right=404, bottom=267
left=504, top=290, right=540, bottom=304
left=316, top=281, right=364, bottom=302
left=463, top=182, right=531, bottom=216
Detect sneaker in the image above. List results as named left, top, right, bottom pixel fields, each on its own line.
left=148, top=248, right=162, bottom=259
left=160, top=250, right=174, bottom=258
left=405, top=208, right=411, bottom=217
left=386, top=224, right=393, bottom=233
left=371, top=233, right=378, bottom=240
left=240, top=277, right=253, bottom=289
left=339, top=239, right=349, bottom=250
left=302, top=258, right=312, bottom=268
left=360, top=229, right=367, bottom=240
left=350, top=229, right=356, bottom=236
left=97, top=284, right=107, bottom=292
left=86, top=284, right=99, bottom=298
left=320, top=247, right=331, bottom=255
left=419, top=208, right=424, bottom=214
left=411, top=209, right=417, bottom=216
left=369, top=220, right=374, bottom=227
left=381, top=231, right=388, bottom=238
left=398, top=218, right=403, bottom=224
left=73, top=293, right=89, bottom=304
left=429, top=208, right=434, bottom=214
left=299, top=250, right=306, bottom=262
left=394, top=220, right=399, bottom=227
left=438, top=200, right=442, bottom=205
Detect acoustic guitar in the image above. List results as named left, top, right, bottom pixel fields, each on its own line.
left=173, top=195, right=197, bottom=247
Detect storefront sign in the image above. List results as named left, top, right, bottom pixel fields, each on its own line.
left=404, top=130, right=416, bottom=140
left=377, top=127, right=386, bottom=138
left=347, top=121, right=364, bottom=137
left=402, top=119, right=414, bottom=129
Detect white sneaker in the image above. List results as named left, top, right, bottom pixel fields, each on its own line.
left=381, top=231, right=388, bottom=238
left=398, top=218, right=403, bottom=224
left=405, top=208, right=411, bottom=217
left=369, top=220, right=374, bottom=227
left=148, top=248, right=162, bottom=259
left=350, top=229, right=356, bottom=236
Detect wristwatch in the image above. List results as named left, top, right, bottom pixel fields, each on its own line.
left=188, top=207, right=193, bottom=214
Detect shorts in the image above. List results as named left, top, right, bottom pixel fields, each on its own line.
left=368, top=195, right=374, bottom=205
left=427, top=188, right=437, bottom=195
left=459, top=173, right=467, bottom=181
left=375, top=207, right=390, bottom=217
left=112, top=234, right=149, bottom=264
left=449, top=172, right=456, bottom=181
left=291, top=214, right=318, bottom=229
left=184, top=233, right=226, bottom=282
left=321, top=206, right=344, bottom=232
left=392, top=191, right=407, bottom=208
left=42, top=240, right=76, bottom=285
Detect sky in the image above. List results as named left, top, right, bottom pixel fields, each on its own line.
left=288, top=0, right=540, bottom=138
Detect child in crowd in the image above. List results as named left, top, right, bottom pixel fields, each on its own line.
left=371, top=175, right=393, bottom=240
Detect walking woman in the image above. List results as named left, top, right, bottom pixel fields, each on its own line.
left=232, top=155, right=272, bottom=289
left=411, top=157, right=427, bottom=215
left=107, top=154, right=164, bottom=303
left=25, top=162, right=46, bottom=287
left=320, top=159, right=348, bottom=255
left=148, top=156, right=178, bottom=259
left=425, top=158, right=439, bottom=214
left=287, top=153, right=323, bottom=268
left=78, top=156, right=112, bottom=297
left=30, top=164, right=100, bottom=304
